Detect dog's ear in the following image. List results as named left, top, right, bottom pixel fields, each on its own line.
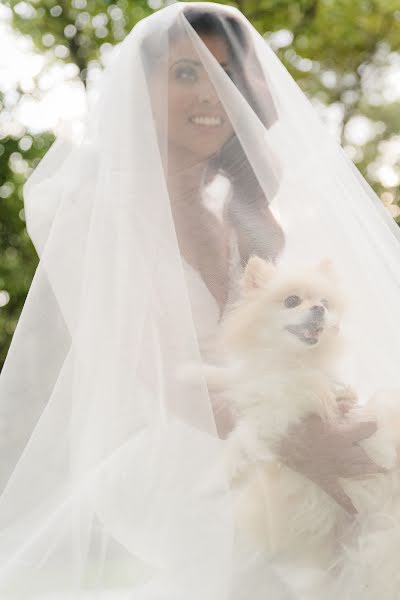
left=241, top=255, right=275, bottom=292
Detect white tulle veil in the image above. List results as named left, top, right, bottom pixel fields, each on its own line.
left=1, top=2, right=400, bottom=598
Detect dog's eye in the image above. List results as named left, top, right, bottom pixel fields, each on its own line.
left=321, top=298, right=329, bottom=309
left=284, top=295, right=302, bottom=308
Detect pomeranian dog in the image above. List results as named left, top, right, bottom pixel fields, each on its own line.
left=185, top=255, right=400, bottom=599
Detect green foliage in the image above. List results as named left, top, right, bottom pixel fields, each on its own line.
left=0, top=124, right=54, bottom=368
left=8, top=0, right=152, bottom=82
left=0, top=0, right=399, bottom=368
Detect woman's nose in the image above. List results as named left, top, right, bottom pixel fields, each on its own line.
left=197, top=81, right=219, bottom=105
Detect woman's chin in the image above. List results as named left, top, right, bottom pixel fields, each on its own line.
left=182, top=130, right=232, bottom=160
left=190, top=144, right=226, bottom=162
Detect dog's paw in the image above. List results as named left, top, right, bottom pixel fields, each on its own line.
left=175, top=362, right=230, bottom=392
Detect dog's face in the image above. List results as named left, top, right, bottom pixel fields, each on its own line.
left=273, top=272, right=341, bottom=350
left=221, top=256, right=346, bottom=363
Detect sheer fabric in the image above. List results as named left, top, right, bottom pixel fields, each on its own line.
left=1, top=3, right=400, bottom=598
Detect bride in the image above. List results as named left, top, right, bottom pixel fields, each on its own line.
left=0, top=3, right=397, bottom=598
left=152, top=3, right=382, bottom=503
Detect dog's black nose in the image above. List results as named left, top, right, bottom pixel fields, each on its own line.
left=311, top=305, right=325, bottom=317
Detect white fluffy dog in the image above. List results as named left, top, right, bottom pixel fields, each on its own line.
left=191, top=256, right=400, bottom=599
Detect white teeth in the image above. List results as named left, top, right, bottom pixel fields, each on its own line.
left=190, top=116, right=222, bottom=127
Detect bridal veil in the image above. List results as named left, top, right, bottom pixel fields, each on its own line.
left=1, top=2, right=400, bottom=598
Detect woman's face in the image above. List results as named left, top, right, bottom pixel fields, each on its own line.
left=164, top=33, right=234, bottom=168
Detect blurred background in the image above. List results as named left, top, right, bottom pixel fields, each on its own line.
left=0, top=0, right=399, bottom=370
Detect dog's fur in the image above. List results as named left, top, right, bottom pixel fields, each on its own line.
left=187, top=256, right=400, bottom=598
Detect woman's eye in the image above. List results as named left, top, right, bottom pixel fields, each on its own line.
left=321, top=298, right=329, bottom=309
left=284, top=295, right=302, bottom=308
left=175, top=65, right=197, bottom=82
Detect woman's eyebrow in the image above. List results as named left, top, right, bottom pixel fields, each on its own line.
left=172, top=58, right=201, bottom=67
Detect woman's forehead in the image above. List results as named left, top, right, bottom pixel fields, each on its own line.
left=169, top=34, right=230, bottom=66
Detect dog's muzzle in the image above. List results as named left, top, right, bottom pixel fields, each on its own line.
left=286, top=306, right=325, bottom=345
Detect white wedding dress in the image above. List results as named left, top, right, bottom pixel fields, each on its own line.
left=181, top=232, right=297, bottom=600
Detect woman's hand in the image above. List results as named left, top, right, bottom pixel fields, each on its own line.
left=277, top=413, right=387, bottom=515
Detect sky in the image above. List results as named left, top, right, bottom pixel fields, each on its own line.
left=0, top=4, right=87, bottom=137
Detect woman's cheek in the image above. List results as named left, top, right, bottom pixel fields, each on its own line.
left=169, top=85, right=193, bottom=112
left=168, top=92, right=192, bottom=127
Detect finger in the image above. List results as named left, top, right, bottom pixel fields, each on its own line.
left=341, top=448, right=388, bottom=477
left=345, top=462, right=388, bottom=478
left=290, top=414, right=322, bottom=437
left=323, top=480, right=357, bottom=515
left=355, top=420, right=378, bottom=440
left=341, top=420, right=378, bottom=441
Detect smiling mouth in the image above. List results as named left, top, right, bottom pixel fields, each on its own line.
left=286, top=322, right=324, bottom=345
left=189, top=115, right=223, bottom=127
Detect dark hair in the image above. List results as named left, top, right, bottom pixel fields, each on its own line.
left=141, top=5, right=285, bottom=264
left=182, top=5, right=278, bottom=127
left=182, top=5, right=284, bottom=264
